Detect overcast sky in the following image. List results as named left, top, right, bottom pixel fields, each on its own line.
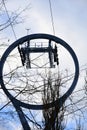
left=0, top=0, right=87, bottom=129
left=1, top=0, right=87, bottom=69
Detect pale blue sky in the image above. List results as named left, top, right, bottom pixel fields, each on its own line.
left=0, top=0, right=87, bottom=129
left=1, top=0, right=87, bottom=68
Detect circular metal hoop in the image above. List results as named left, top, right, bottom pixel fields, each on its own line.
left=0, top=33, right=79, bottom=110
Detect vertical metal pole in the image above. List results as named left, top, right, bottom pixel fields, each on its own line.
left=26, top=29, right=31, bottom=68
left=48, top=40, right=54, bottom=68
left=13, top=103, right=31, bottom=130
left=26, top=40, right=31, bottom=68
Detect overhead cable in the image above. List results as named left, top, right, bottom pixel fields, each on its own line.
left=49, top=0, right=55, bottom=35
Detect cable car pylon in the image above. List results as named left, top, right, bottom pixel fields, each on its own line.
left=18, top=39, right=59, bottom=68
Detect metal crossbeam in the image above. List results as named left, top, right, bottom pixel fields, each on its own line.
left=21, top=47, right=54, bottom=53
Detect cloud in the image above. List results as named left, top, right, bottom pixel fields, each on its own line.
left=0, top=122, right=22, bottom=130
left=0, top=126, right=7, bottom=130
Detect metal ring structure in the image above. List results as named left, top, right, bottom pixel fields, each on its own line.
left=0, top=33, right=79, bottom=110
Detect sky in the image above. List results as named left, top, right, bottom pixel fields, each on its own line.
left=0, top=0, right=87, bottom=129
left=1, top=0, right=87, bottom=88
left=1, top=0, right=87, bottom=68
